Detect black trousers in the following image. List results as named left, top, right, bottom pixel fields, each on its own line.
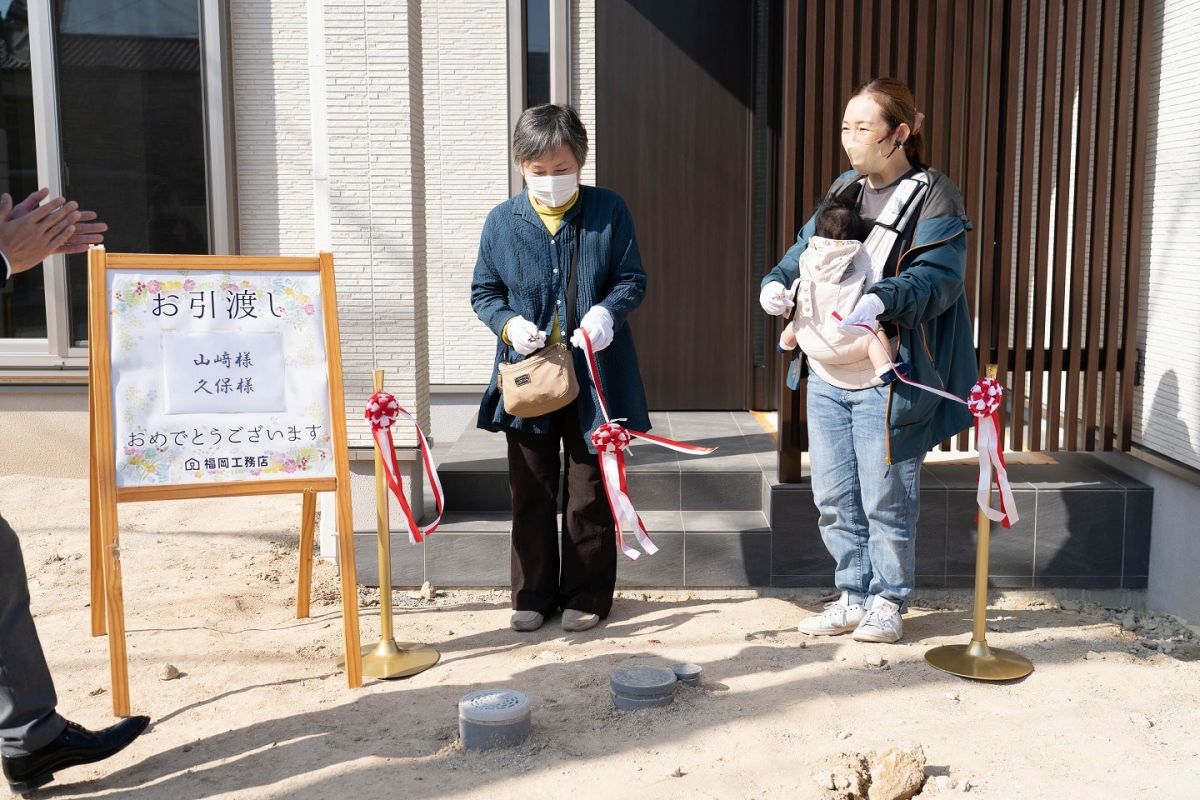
left=0, top=512, right=66, bottom=756
left=504, top=403, right=617, bottom=617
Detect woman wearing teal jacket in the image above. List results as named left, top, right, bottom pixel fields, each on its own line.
left=760, top=78, right=976, bottom=643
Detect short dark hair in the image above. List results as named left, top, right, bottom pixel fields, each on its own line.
left=814, top=195, right=868, bottom=241
left=511, top=104, right=589, bottom=167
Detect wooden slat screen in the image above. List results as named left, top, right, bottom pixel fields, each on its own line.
left=776, top=0, right=1151, bottom=481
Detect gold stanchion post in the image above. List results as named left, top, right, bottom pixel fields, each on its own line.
left=342, top=369, right=439, bottom=679
left=925, top=366, right=1033, bottom=681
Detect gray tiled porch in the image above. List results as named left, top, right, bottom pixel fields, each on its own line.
left=354, top=412, right=1153, bottom=592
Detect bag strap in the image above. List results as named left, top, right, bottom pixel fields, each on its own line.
left=567, top=222, right=580, bottom=332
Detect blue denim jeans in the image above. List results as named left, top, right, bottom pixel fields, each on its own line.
left=806, top=374, right=924, bottom=611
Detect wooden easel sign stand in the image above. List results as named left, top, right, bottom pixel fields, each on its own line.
left=86, top=247, right=363, bottom=716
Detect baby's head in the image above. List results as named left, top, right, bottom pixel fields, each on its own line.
left=814, top=195, right=868, bottom=242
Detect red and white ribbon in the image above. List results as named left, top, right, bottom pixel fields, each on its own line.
left=364, top=391, right=444, bottom=543
left=578, top=330, right=717, bottom=559
left=967, top=378, right=1017, bottom=528
left=836, top=315, right=1019, bottom=528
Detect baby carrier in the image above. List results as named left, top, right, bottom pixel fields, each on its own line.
left=786, top=171, right=931, bottom=366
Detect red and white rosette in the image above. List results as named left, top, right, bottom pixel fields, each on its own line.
left=968, top=378, right=1018, bottom=528
left=836, top=314, right=1019, bottom=528
left=364, top=391, right=444, bottom=544
left=578, top=330, right=717, bottom=560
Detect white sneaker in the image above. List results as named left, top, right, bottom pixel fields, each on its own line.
left=510, top=610, right=545, bottom=632
left=797, top=592, right=867, bottom=636
left=561, top=609, right=601, bottom=632
left=852, top=596, right=903, bottom=643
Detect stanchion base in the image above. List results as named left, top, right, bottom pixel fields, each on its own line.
left=339, top=639, right=440, bottom=680
left=925, top=639, right=1033, bottom=681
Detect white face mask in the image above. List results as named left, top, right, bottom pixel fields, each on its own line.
left=525, top=172, right=579, bottom=207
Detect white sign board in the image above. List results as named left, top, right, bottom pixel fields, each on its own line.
left=107, top=270, right=335, bottom=488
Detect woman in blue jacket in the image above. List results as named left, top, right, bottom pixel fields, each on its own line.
left=472, top=105, right=650, bottom=634
left=760, top=78, right=976, bottom=643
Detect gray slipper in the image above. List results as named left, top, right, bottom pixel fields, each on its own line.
left=510, top=610, right=544, bottom=632
left=561, top=609, right=601, bottom=632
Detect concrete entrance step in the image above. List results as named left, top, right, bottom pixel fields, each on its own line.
left=770, top=452, right=1152, bottom=591
left=438, top=411, right=776, bottom=513
left=355, top=508, right=772, bottom=589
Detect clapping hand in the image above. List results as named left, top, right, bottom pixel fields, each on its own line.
left=11, top=188, right=108, bottom=255
left=0, top=188, right=108, bottom=276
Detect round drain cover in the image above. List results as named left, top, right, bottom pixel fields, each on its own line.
left=612, top=690, right=675, bottom=711
left=458, top=688, right=532, bottom=750
left=672, top=663, right=703, bottom=686
left=610, top=665, right=678, bottom=698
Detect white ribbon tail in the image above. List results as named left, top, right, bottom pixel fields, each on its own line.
left=988, top=415, right=1019, bottom=526
left=580, top=328, right=706, bottom=558
left=396, top=407, right=445, bottom=537
left=600, top=452, right=648, bottom=560
left=976, top=416, right=1019, bottom=525
left=632, top=514, right=659, bottom=555
left=372, top=425, right=422, bottom=544
left=628, top=429, right=717, bottom=455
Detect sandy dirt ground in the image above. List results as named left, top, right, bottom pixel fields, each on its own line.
left=4, top=474, right=1199, bottom=799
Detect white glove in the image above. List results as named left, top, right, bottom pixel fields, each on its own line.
left=506, top=315, right=546, bottom=356
left=839, top=293, right=885, bottom=328
left=759, top=281, right=794, bottom=316
left=571, top=305, right=615, bottom=351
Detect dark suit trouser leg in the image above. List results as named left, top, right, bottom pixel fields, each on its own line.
left=0, top=512, right=66, bottom=757
left=506, top=425, right=563, bottom=616
left=558, top=410, right=617, bottom=617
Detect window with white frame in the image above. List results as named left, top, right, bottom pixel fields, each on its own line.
left=0, top=0, right=232, bottom=369
left=507, top=0, right=571, bottom=194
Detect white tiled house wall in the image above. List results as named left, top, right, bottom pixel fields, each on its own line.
left=231, top=1, right=432, bottom=557
left=232, top=0, right=430, bottom=447
left=573, top=0, right=597, bottom=187
left=230, top=0, right=315, bottom=254
left=322, top=0, right=429, bottom=446
left=421, top=0, right=510, bottom=386
left=1133, top=0, right=1200, bottom=470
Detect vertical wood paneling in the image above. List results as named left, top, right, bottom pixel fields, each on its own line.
left=1119, top=0, right=1152, bottom=451
left=974, top=0, right=1006, bottom=443
left=1065, top=0, right=1098, bottom=449
left=994, top=0, right=1023, bottom=448
left=1082, top=0, right=1119, bottom=450
left=1011, top=0, right=1042, bottom=449
left=858, top=0, right=875, bottom=87
left=955, top=0, right=987, bottom=451
left=1047, top=0, right=1081, bottom=451
left=1101, top=0, right=1137, bottom=450
left=1027, top=0, right=1059, bottom=451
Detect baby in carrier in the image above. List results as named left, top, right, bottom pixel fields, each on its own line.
left=778, top=196, right=909, bottom=387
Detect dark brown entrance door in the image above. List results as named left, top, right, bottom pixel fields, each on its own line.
left=596, top=0, right=776, bottom=410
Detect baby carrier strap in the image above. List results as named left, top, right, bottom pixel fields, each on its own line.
left=858, top=171, right=930, bottom=282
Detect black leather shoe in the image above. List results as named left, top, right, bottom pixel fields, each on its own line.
left=2, top=716, right=150, bottom=794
